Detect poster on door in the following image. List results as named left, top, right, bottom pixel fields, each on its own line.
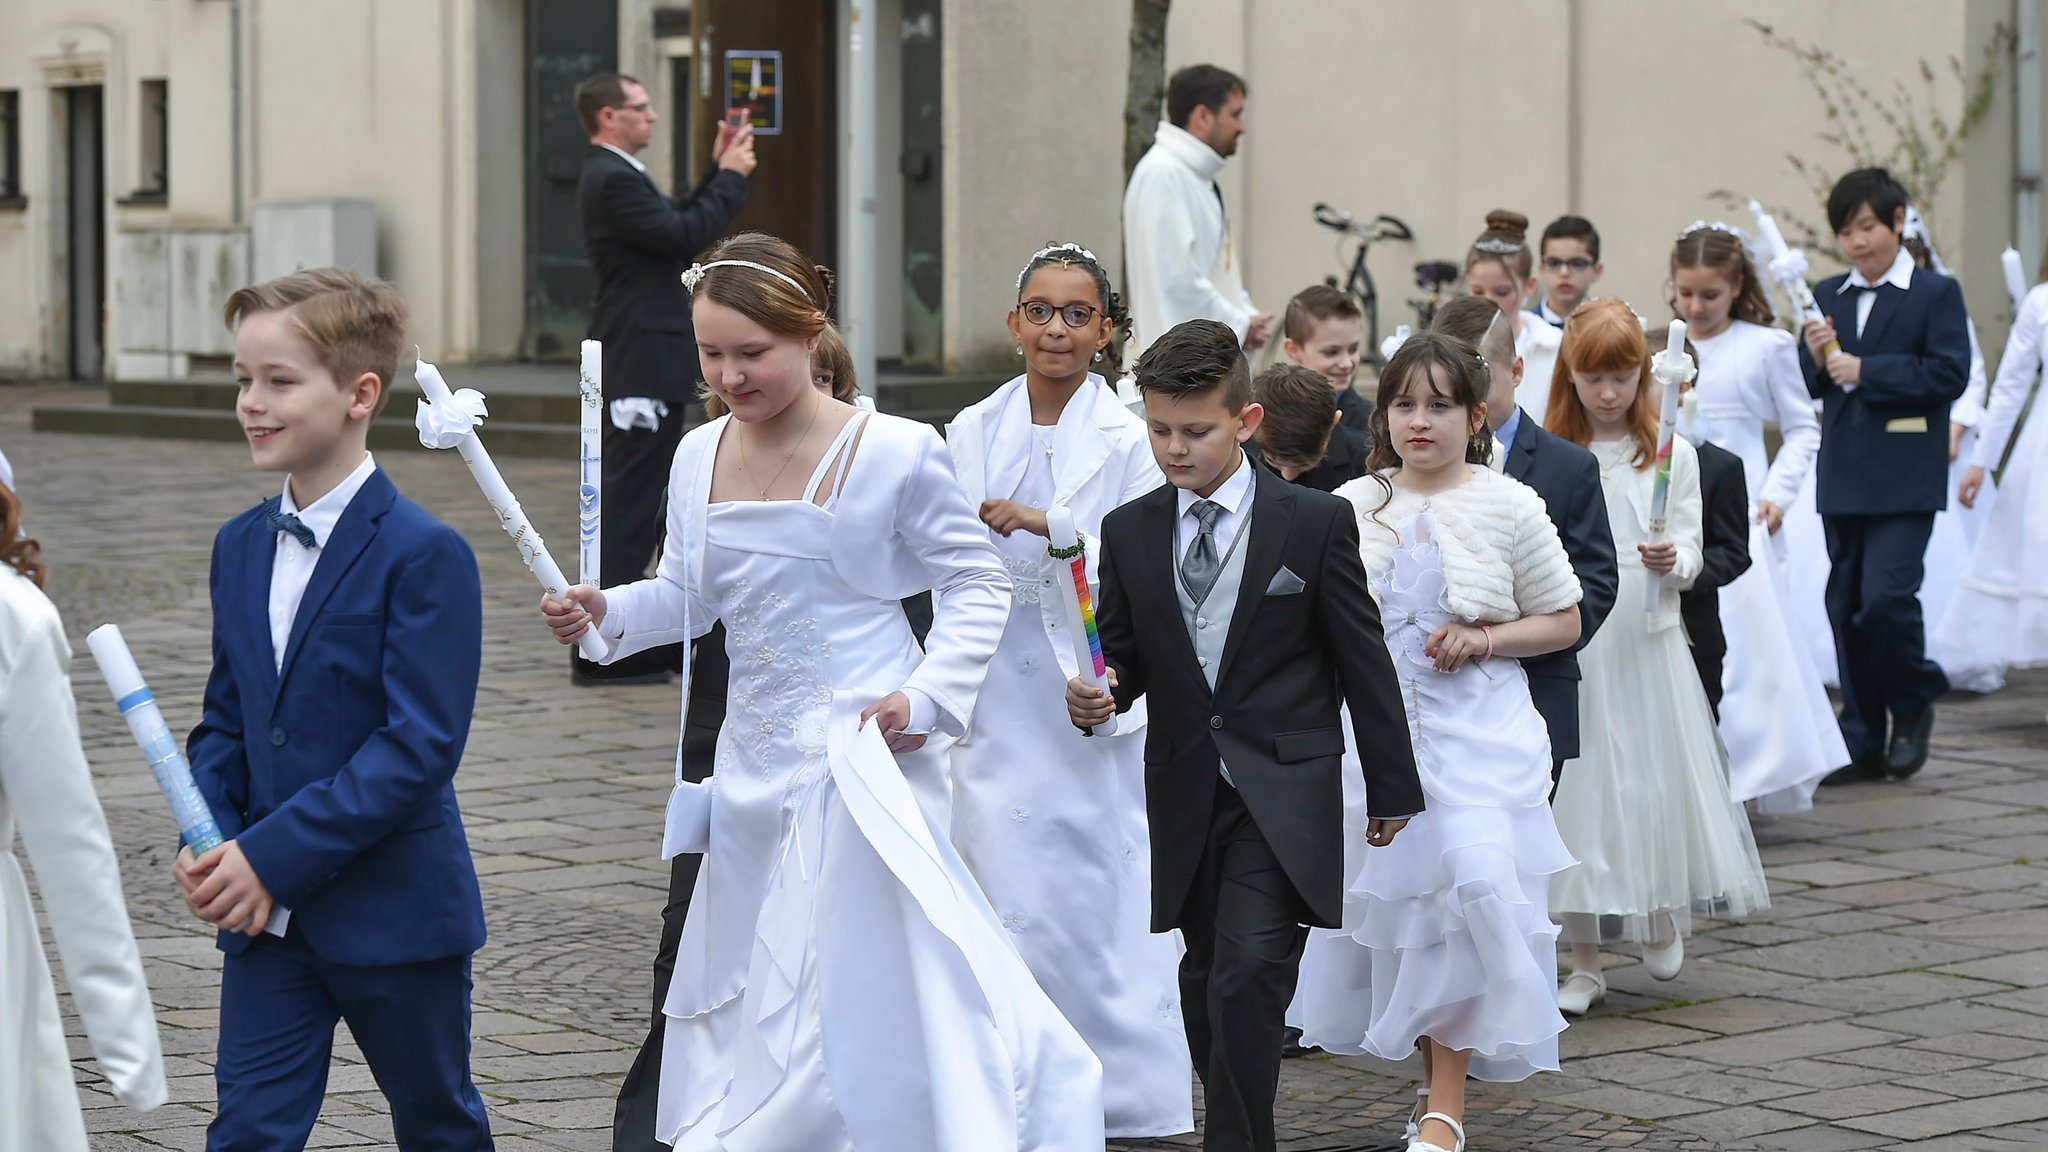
left=725, top=50, right=783, bottom=136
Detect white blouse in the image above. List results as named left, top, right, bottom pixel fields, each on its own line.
left=1336, top=466, right=1582, bottom=624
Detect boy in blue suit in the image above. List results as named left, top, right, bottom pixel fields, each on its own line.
left=174, top=269, right=495, bottom=1150
left=1796, top=169, right=1972, bottom=783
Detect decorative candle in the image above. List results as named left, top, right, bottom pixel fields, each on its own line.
left=578, top=340, right=602, bottom=588
left=413, top=355, right=609, bottom=661
left=1645, top=320, right=1694, bottom=614
left=1749, top=200, right=1839, bottom=358
left=86, top=623, right=224, bottom=854
left=1046, top=505, right=1117, bottom=737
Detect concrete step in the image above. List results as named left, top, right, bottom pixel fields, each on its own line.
left=31, top=404, right=578, bottom=458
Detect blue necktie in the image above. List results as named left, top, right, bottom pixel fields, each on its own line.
left=267, top=506, right=317, bottom=549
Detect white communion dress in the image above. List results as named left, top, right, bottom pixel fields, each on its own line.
left=1295, top=471, right=1578, bottom=1082
left=600, top=410, right=1105, bottom=1152
left=1686, top=320, right=1851, bottom=813
left=1549, top=438, right=1770, bottom=941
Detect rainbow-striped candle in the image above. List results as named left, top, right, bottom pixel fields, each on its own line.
left=1046, top=506, right=1117, bottom=736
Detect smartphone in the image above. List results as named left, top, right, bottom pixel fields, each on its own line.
left=725, top=108, right=749, bottom=129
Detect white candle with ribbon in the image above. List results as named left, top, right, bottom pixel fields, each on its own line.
left=1046, top=506, right=1117, bottom=737
left=1645, top=319, right=1693, bottom=614
left=1749, top=200, right=1839, bottom=357
left=578, top=340, right=602, bottom=588
left=413, top=355, right=609, bottom=661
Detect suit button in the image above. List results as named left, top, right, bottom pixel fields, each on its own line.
left=1209, top=715, right=1222, bottom=729
left=1196, top=617, right=1209, bottom=629
left=270, top=727, right=287, bottom=747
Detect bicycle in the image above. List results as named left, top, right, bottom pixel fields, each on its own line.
left=1314, top=203, right=1412, bottom=368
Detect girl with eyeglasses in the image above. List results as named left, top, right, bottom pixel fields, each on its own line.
left=941, top=243, right=1192, bottom=1140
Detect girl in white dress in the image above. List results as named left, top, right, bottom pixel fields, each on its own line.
left=0, top=482, right=168, bottom=1151
left=1941, top=264, right=2048, bottom=678
left=544, top=233, right=1103, bottom=1151
left=1668, top=224, right=1851, bottom=811
left=1463, top=210, right=1563, bottom=424
left=944, top=243, right=1190, bottom=1139
left=1545, top=300, right=1770, bottom=1013
left=1296, top=331, right=1582, bottom=1152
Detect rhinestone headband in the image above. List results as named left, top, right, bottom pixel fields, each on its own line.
left=1678, top=220, right=1747, bottom=244
left=681, top=259, right=811, bottom=300
left=1472, top=235, right=1524, bottom=255
left=1016, top=242, right=1100, bottom=292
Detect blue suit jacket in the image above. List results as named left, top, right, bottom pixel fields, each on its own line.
left=1797, top=266, right=1971, bottom=515
left=1502, top=409, right=1618, bottom=763
left=187, top=467, right=488, bottom=966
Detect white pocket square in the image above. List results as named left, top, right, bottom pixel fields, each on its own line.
left=1266, top=566, right=1306, bottom=596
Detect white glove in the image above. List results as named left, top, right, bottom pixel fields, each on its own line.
left=609, top=398, right=671, bottom=432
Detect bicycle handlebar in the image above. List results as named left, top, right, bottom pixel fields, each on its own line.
left=1313, top=203, right=1413, bottom=242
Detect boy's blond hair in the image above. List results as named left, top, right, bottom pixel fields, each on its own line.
left=223, top=268, right=408, bottom=416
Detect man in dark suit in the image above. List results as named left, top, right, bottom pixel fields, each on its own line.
left=1068, top=321, right=1421, bottom=1152
left=1797, top=169, right=1971, bottom=782
left=1432, top=296, right=1618, bottom=785
left=573, top=71, right=754, bottom=684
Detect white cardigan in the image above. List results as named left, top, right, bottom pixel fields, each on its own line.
left=1336, top=466, right=1582, bottom=624
left=0, top=567, right=166, bottom=1151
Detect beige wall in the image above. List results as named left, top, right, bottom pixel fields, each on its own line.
left=939, top=0, right=2037, bottom=372
left=0, top=0, right=517, bottom=380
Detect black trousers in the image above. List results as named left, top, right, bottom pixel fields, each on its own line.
left=1824, top=512, right=1945, bottom=759
left=576, top=405, right=688, bottom=680
left=1689, top=630, right=1727, bottom=724
left=611, top=632, right=727, bottom=1152
left=1175, top=782, right=1311, bottom=1152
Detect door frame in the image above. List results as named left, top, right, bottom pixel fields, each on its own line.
left=33, top=24, right=116, bottom=382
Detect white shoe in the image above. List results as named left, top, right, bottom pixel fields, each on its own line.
left=1643, top=913, right=1684, bottom=980
left=1407, top=1110, right=1466, bottom=1152
left=1402, top=1087, right=1430, bottom=1144
left=1557, top=969, right=1606, bottom=1015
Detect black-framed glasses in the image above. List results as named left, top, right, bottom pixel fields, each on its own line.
left=1019, top=300, right=1100, bottom=327
left=1541, top=257, right=1595, bottom=273
left=613, top=101, right=652, bottom=114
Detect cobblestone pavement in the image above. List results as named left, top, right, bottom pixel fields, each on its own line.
left=7, top=384, right=2048, bottom=1151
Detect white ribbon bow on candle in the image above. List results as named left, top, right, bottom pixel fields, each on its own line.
left=415, top=388, right=490, bottom=449
left=1766, top=249, right=1810, bottom=285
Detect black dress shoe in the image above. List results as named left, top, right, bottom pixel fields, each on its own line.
left=1886, top=706, right=1935, bottom=778
left=1280, top=1026, right=1315, bottom=1058
left=1820, top=756, right=1887, bottom=787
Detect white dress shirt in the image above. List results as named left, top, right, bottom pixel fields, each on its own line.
left=1839, top=247, right=1916, bottom=339
left=270, top=453, right=377, bottom=672
left=598, top=141, right=648, bottom=174
left=1174, top=450, right=1255, bottom=568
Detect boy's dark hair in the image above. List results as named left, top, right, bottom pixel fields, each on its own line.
left=1166, top=65, right=1246, bottom=128
left=1135, top=319, right=1252, bottom=413
left=1827, top=168, right=1909, bottom=235
left=573, top=72, right=643, bottom=137
left=1281, top=284, right=1363, bottom=345
left=1253, top=364, right=1338, bottom=467
left=1541, top=215, right=1601, bottom=262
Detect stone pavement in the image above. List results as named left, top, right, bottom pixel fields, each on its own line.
left=6, top=382, right=2048, bottom=1151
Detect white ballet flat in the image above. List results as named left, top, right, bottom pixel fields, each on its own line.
left=1403, top=1087, right=1430, bottom=1143
left=1557, top=969, right=1606, bottom=1015
left=1643, top=913, right=1684, bottom=980
left=1407, top=1110, right=1466, bottom=1152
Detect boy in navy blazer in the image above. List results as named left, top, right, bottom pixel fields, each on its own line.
left=1796, top=169, right=1972, bottom=783
left=176, top=269, right=495, bottom=1151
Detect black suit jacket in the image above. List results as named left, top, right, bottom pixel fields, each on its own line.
left=1096, top=463, right=1422, bottom=931
left=1334, top=386, right=1375, bottom=436
left=1678, top=439, right=1752, bottom=660
left=1797, top=266, right=1971, bottom=515
left=578, top=147, right=753, bottom=402
left=1501, top=409, right=1619, bottom=761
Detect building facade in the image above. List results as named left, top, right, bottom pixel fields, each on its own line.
left=0, top=0, right=2039, bottom=385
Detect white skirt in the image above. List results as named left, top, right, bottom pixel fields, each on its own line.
left=1551, top=569, right=1770, bottom=941
left=1938, top=414, right=2048, bottom=674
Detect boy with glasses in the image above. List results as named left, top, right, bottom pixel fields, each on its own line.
left=1536, top=215, right=1603, bottom=328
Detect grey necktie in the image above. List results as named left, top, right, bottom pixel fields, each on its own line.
left=1181, top=500, right=1223, bottom=602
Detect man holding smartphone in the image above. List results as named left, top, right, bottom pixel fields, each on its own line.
left=574, top=71, right=756, bottom=688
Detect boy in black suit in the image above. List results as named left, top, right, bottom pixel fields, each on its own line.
left=1430, top=296, right=1618, bottom=787
left=1067, top=320, right=1421, bottom=1152
left=1245, top=363, right=1368, bottom=492
left=1797, top=168, right=1972, bottom=782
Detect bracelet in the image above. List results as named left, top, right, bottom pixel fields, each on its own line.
left=1482, top=625, right=1494, bottom=662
